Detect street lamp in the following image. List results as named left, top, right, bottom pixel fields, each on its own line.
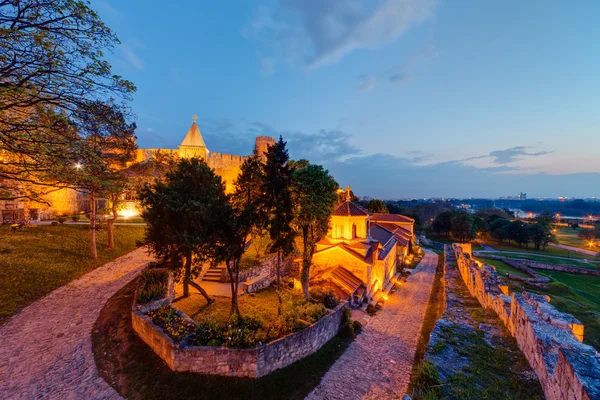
left=74, top=162, right=82, bottom=170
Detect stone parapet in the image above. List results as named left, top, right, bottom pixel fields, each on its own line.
left=450, top=244, right=600, bottom=400
left=131, top=267, right=346, bottom=378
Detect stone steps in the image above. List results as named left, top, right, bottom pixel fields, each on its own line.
left=203, top=267, right=225, bottom=282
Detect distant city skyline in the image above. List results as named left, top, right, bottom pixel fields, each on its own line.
left=93, top=0, right=600, bottom=198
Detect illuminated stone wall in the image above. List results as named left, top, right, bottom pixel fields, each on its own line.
left=451, top=244, right=600, bottom=400
left=38, top=188, right=79, bottom=218
left=131, top=267, right=347, bottom=378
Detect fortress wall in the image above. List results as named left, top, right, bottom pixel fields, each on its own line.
left=255, top=136, right=276, bottom=161
left=208, top=152, right=248, bottom=193
left=450, top=244, right=600, bottom=400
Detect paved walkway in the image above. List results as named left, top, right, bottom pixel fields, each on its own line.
left=307, top=250, right=439, bottom=400
left=0, top=247, right=153, bottom=400
left=550, top=243, right=597, bottom=256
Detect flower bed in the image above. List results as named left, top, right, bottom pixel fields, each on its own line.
left=131, top=270, right=348, bottom=377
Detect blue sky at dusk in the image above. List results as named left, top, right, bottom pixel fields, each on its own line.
left=93, top=0, right=600, bottom=198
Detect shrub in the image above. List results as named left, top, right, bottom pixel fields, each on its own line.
left=50, top=221, right=59, bottom=226
left=190, top=320, right=225, bottom=346
left=546, top=282, right=573, bottom=296
left=339, top=306, right=358, bottom=338
left=136, top=269, right=168, bottom=304
left=309, top=286, right=340, bottom=309
left=412, top=360, right=442, bottom=399
left=57, top=216, right=67, bottom=224
left=366, top=303, right=380, bottom=316
left=147, top=306, right=196, bottom=342
left=298, top=302, right=327, bottom=323
left=71, top=215, right=80, bottom=222
left=224, top=315, right=264, bottom=348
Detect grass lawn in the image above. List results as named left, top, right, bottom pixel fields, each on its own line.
left=174, top=286, right=305, bottom=326
left=478, top=258, right=532, bottom=279
left=0, top=224, right=144, bottom=325
left=93, top=279, right=354, bottom=400
left=555, top=226, right=599, bottom=251
left=492, top=252, right=600, bottom=269
left=482, top=240, right=594, bottom=260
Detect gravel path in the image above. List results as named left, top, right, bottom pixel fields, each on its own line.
left=0, top=247, right=153, bottom=400
left=306, top=250, right=439, bottom=400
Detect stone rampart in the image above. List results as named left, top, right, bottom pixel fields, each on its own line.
left=474, top=254, right=551, bottom=284
left=450, top=244, right=600, bottom=400
left=131, top=267, right=346, bottom=378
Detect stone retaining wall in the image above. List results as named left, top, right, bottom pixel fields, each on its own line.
left=131, top=267, right=346, bottom=378
left=450, top=244, right=600, bottom=400
left=475, top=254, right=551, bottom=284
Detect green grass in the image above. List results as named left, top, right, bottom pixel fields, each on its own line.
left=478, top=258, right=532, bottom=278
left=492, top=252, right=599, bottom=268
left=174, top=286, right=305, bottom=327
left=0, top=224, right=144, bottom=324
left=93, top=279, right=354, bottom=400
left=482, top=240, right=594, bottom=260
left=555, top=226, right=599, bottom=251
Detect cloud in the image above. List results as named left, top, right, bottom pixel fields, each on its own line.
left=135, top=119, right=598, bottom=198
left=261, top=57, right=276, bottom=76
left=357, top=74, right=376, bottom=91
left=357, top=44, right=438, bottom=91
left=244, top=0, right=439, bottom=71
left=488, top=146, right=554, bottom=164
left=94, top=0, right=120, bottom=19
left=118, top=40, right=145, bottom=71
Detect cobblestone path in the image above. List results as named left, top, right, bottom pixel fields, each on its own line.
left=0, top=247, right=153, bottom=400
left=307, top=250, right=438, bottom=400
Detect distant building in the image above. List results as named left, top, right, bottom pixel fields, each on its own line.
left=518, top=192, right=527, bottom=200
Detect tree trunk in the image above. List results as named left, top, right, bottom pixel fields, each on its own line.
left=276, top=251, right=282, bottom=314
left=89, top=191, right=97, bottom=259
left=183, top=252, right=191, bottom=297
left=107, top=195, right=118, bottom=249
left=301, top=226, right=312, bottom=300
left=226, top=259, right=240, bottom=316
left=188, top=280, right=213, bottom=305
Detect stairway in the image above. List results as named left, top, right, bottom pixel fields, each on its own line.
left=202, top=266, right=226, bottom=282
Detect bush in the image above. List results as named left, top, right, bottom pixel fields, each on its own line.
left=298, top=302, right=327, bottom=323
left=366, top=303, right=379, bottom=316
left=50, top=221, right=59, bottom=226
left=339, top=307, right=358, bottom=338
left=147, top=306, right=196, bottom=342
left=412, top=360, right=442, bottom=399
left=309, top=286, right=340, bottom=309
left=224, top=315, right=264, bottom=348
left=136, top=269, right=168, bottom=304
left=190, top=320, right=225, bottom=346
left=71, top=215, right=80, bottom=222
left=57, top=216, right=67, bottom=224
left=546, top=282, right=573, bottom=296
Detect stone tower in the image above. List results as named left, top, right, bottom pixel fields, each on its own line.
left=255, top=136, right=276, bottom=162
left=178, top=115, right=208, bottom=159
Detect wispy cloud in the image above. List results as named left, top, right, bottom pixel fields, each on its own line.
left=356, top=44, right=439, bottom=91
left=358, top=74, right=376, bottom=91
left=118, top=40, right=145, bottom=71
left=244, top=0, right=439, bottom=73
left=489, top=146, right=554, bottom=164
left=94, top=0, right=120, bottom=19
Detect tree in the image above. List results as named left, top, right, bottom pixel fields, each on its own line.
left=528, top=223, right=553, bottom=250
left=291, top=162, right=338, bottom=300
left=366, top=199, right=389, bottom=214
left=450, top=211, right=475, bottom=243
left=223, top=154, right=264, bottom=316
left=489, top=218, right=511, bottom=243
left=508, top=220, right=530, bottom=248
left=432, top=211, right=454, bottom=237
left=138, top=158, right=229, bottom=305
left=0, top=0, right=135, bottom=201
left=68, top=101, right=136, bottom=258
left=261, top=137, right=295, bottom=305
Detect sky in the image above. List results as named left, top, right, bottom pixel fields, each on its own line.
left=92, top=0, right=600, bottom=199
